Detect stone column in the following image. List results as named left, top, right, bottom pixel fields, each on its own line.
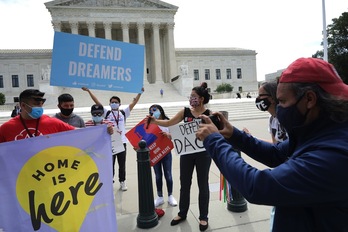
left=121, top=22, right=130, bottom=43
left=136, top=22, right=145, bottom=45
left=52, top=21, right=61, bottom=32
left=104, top=22, right=112, bottom=40
left=137, top=22, right=146, bottom=83
left=70, top=21, right=79, bottom=35
left=87, top=21, right=96, bottom=37
left=166, top=23, right=177, bottom=83
left=152, top=22, right=162, bottom=83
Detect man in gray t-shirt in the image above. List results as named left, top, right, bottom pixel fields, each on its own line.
left=53, top=93, right=85, bottom=128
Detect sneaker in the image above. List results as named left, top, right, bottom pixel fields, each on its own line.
left=120, top=181, right=128, bottom=191
left=154, top=196, right=164, bottom=207
left=168, top=195, right=177, bottom=206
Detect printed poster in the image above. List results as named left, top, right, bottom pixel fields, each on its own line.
left=126, top=118, right=173, bottom=166
left=50, top=31, right=144, bottom=93
left=0, top=126, right=117, bottom=232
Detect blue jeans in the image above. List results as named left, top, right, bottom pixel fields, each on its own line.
left=153, top=152, right=173, bottom=197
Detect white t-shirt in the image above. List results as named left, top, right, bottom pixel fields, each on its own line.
left=268, top=116, right=288, bottom=143
left=104, top=106, right=131, bottom=143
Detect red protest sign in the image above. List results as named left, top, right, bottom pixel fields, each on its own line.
left=126, top=118, right=174, bottom=166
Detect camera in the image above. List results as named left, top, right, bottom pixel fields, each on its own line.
left=202, top=114, right=221, bottom=129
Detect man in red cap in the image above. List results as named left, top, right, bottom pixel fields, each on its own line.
left=196, top=57, right=348, bottom=231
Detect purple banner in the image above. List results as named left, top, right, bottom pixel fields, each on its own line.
left=0, top=126, right=117, bottom=231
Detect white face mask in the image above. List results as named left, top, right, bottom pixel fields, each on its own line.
left=110, top=103, right=120, bottom=110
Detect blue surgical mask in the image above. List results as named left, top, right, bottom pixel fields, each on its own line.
left=92, top=116, right=103, bottom=123
left=24, top=103, right=43, bottom=119
left=110, top=103, right=119, bottom=110
left=153, top=110, right=161, bottom=119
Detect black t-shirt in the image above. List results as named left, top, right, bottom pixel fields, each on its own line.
left=183, top=107, right=210, bottom=123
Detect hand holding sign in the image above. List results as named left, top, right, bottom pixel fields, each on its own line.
left=126, top=118, right=173, bottom=166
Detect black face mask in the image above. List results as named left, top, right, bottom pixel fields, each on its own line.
left=276, top=94, right=309, bottom=133
left=60, top=108, right=74, bottom=116
left=255, top=97, right=271, bottom=111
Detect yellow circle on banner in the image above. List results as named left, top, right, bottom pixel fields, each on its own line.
left=16, top=146, right=102, bottom=231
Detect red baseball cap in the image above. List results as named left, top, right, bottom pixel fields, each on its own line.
left=280, top=57, right=348, bottom=100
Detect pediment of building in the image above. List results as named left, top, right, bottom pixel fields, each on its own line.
left=45, top=0, right=177, bottom=9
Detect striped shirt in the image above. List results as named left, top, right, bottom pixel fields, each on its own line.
left=85, top=119, right=113, bottom=127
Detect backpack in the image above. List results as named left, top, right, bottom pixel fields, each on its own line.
left=105, top=110, right=126, bottom=123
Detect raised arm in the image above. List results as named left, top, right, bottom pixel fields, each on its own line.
left=149, top=108, right=185, bottom=127
left=81, top=87, right=103, bottom=106
left=129, top=87, right=144, bottom=111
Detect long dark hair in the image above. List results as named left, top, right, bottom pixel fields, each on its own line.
left=192, top=85, right=210, bottom=104
left=261, top=81, right=278, bottom=103
left=149, top=104, right=169, bottom=120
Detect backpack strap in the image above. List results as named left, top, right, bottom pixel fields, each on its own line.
left=105, top=110, right=126, bottom=120
left=105, top=110, right=112, bottom=119
left=120, top=110, right=126, bottom=122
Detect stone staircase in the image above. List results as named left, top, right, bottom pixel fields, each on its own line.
left=0, top=98, right=268, bottom=129
left=125, top=100, right=268, bottom=130
left=0, top=78, right=268, bottom=129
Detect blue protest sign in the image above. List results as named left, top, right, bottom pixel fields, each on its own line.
left=51, top=31, right=144, bottom=93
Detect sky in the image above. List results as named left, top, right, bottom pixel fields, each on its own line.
left=0, top=0, right=347, bottom=81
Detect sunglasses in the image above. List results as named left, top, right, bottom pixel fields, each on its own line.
left=92, top=112, right=103, bottom=117
left=149, top=107, right=157, bottom=114
left=31, top=97, right=46, bottom=103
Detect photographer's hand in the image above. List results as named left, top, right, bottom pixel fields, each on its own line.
left=212, top=111, right=234, bottom=139
left=196, top=115, right=219, bottom=141
left=197, top=112, right=235, bottom=141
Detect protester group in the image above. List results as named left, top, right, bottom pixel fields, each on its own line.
left=1, top=57, right=348, bottom=232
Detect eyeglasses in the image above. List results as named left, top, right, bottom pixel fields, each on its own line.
left=92, top=112, right=103, bottom=117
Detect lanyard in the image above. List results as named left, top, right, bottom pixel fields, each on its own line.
left=111, top=111, right=120, bottom=129
left=19, top=115, right=40, bottom=138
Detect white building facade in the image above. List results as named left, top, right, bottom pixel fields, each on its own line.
left=0, top=0, right=258, bottom=105
left=175, top=48, right=258, bottom=94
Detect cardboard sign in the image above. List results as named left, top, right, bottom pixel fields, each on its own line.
left=50, top=31, right=144, bottom=93
left=169, top=121, right=206, bottom=155
left=126, top=118, right=173, bottom=166
left=111, top=127, right=125, bottom=154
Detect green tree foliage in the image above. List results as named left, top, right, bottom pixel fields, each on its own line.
left=0, top=93, right=5, bottom=105
left=215, top=83, right=233, bottom=93
left=313, top=12, right=348, bottom=84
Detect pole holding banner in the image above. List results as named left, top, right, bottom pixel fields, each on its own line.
left=136, top=140, right=159, bottom=229
left=220, top=111, right=248, bottom=213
